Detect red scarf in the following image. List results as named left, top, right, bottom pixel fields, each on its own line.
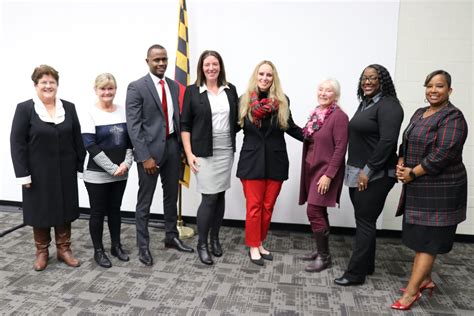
left=249, top=91, right=279, bottom=127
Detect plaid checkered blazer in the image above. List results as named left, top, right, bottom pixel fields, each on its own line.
left=396, top=103, right=468, bottom=226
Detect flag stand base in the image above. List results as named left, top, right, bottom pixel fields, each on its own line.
left=177, top=220, right=194, bottom=239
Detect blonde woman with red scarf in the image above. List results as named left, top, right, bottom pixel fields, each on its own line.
left=236, top=60, right=303, bottom=266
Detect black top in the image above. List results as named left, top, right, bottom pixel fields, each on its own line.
left=347, top=95, right=403, bottom=173
left=180, top=83, right=239, bottom=157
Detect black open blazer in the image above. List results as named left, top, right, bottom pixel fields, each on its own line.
left=181, top=83, right=239, bottom=157
left=236, top=97, right=303, bottom=181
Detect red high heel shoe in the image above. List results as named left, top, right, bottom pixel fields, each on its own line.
left=391, top=292, right=422, bottom=310
left=400, top=279, right=436, bottom=297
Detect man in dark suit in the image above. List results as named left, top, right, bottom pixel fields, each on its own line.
left=126, top=44, right=193, bottom=266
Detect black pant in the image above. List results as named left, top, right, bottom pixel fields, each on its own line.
left=343, top=176, right=395, bottom=282
left=135, top=134, right=180, bottom=249
left=196, top=191, right=225, bottom=244
left=85, top=180, right=127, bottom=250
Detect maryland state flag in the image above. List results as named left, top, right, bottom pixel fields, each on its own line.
left=175, top=0, right=191, bottom=188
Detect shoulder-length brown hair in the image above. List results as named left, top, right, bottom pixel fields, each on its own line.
left=195, top=50, right=227, bottom=87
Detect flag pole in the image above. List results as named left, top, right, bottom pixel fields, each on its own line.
left=175, top=0, right=194, bottom=239
left=177, top=184, right=193, bottom=238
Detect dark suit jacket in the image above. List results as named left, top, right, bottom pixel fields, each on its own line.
left=181, top=83, right=239, bottom=157
left=236, top=97, right=303, bottom=181
left=126, top=74, right=181, bottom=165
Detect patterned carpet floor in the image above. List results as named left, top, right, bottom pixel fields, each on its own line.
left=0, top=206, right=473, bottom=315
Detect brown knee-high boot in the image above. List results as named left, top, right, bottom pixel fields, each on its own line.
left=33, top=227, right=51, bottom=271
left=55, top=223, right=80, bottom=267
left=305, top=230, right=331, bottom=272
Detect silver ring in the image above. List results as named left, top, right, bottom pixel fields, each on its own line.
left=360, top=182, right=364, bottom=185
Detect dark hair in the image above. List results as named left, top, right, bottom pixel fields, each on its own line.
left=31, top=65, right=59, bottom=85
left=424, top=70, right=451, bottom=88
left=357, top=64, right=397, bottom=101
left=195, top=50, right=227, bottom=87
left=147, top=44, right=166, bottom=58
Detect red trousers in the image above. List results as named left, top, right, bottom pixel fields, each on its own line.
left=241, top=179, right=283, bottom=247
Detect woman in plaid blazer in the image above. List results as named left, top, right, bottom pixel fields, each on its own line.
left=392, top=70, right=468, bottom=310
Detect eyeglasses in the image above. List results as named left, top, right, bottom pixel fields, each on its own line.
left=361, top=76, right=379, bottom=83
left=38, top=80, right=57, bottom=86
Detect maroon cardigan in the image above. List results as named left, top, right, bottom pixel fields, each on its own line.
left=299, top=107, right=349, bottom=207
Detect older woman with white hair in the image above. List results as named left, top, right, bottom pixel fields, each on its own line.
left=299, top=78, right=349, bottom=273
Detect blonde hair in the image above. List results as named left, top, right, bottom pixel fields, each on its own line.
left=94, top=73, right=117, bottom=89
left=238, top=60, right=289, bottom=129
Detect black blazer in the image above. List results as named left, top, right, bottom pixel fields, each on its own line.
left=236, top=97, right=303, bottom=181
left=181, top=83, right=239, bottom=157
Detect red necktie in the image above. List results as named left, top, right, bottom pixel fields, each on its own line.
left=159, top=80, right=169, bottom=137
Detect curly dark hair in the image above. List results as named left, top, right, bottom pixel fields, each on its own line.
left=357, top=64, right=397, bottom=101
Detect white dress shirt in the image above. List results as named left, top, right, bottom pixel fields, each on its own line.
left=149, top=72, right=175, bottom=134
left=199, top=84, right=230, bottom=132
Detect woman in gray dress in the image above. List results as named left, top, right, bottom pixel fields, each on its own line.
left=181, top=50, right=239, bottom=265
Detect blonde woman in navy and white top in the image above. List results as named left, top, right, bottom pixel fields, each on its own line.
left=81, top=73, right=133, bottom=268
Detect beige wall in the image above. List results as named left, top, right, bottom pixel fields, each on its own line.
left=384, top=0, right=473, bottom=234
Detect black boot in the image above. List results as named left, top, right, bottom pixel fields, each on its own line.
left=94, top=248, right=112, bottom=268
left=301, top=232, right=319, bottom=261
left=210, top=236, right=223, bottom=257
left=111, top=244, right=129, bottom=262
left=197, top=241, right=213, bottom=265
left=305, top=230, right=331, bottom=272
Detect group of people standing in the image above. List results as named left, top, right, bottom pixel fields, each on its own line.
left=10, top=43, right=467, bottom=311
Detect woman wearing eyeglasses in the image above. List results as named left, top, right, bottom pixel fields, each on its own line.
left=334, top=64, right=403, bottom=286
left=10, top=65, right=86, bottom=271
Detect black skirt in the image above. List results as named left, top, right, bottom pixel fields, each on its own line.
left=402, top=219, right=457, bottom=255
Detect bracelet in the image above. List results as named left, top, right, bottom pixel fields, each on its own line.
left=409, top=170, right=417, bottom=180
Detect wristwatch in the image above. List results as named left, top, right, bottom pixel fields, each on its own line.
left=409, top=170, right=417, bottom=180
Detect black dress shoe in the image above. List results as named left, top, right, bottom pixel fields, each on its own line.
left=197, top=242, right=213, bottom=265
left=111, top=244, right=130, bottom=262
left=94, top=248, right=112, bottom=268
left=260, top=252, right=273, bottom=261
left=138, top=249, right=153, bottom=266
left=248, top=251, right=264, bottom=266
left=165, top=237, right=194, bottom=253
left=334, top=277, right=363, bottom=286
left=210, top=238, right=223, bottom=257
